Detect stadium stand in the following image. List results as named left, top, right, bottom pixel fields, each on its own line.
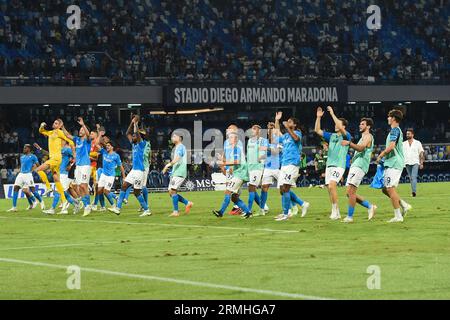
left=0, top=0, right=449, bottom=85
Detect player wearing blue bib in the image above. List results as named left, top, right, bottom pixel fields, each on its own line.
left=7, top=144, right=43, bottom=212
left=222, top=126, right=245, bottom=216
left=162, top=132, right=194, bottom=217
left=109, top=115, right=150, bottom=216
left=213, top=126, right=252, bottom=219
left=247, top=124, right=269, bottom=214
left=274, top=112, right=310, bottom=221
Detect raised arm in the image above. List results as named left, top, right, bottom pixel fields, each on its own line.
left=314, top=107, right=324, bottom=136
left=77, top=117, right=91, bottom=140
left=274, top=112, right=282, bottom=132
left=133, top=117, right=142, bottom=143
left=126, top=115, right=136, bottom=142
left=38, top=122, right=51, bottom=137
left=327, top=106, right=348, bottom=136
left=61, top=124, right=74, bottom=140
left=57, top=129, right=74, bottom=147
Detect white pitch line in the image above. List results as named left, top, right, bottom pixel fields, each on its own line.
left=0, top=233, right=265, bottom=252
left=0, top=257, right=332, bottom=300
left=0, top=216, right=299, bottom=234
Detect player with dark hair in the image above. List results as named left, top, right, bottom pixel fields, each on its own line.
left=341, top=118, right=377, bottom=222
left=376, top=109, right=412, bottom=223
left=315, top=106, right=351, bottom=220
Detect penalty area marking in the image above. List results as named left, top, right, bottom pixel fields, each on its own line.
left=0, top=215, right=299, bottom=234
left=0, top=257, right=333, bottom=300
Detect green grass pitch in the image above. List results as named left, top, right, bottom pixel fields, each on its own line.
left=0, top=182, right=449, bottom=300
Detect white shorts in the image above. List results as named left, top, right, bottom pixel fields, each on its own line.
left=248, top=170, right=263, bottom=187
left=168, top=176, right=185, bottom=191
left=262, top=168, right=279, bottom=186
left=98, top=174, right=115, bottom=191
left=14, top=173, right=34, bottom=189
left=124, top=169, right=144, bottom=189
left=346, top=167, right=366, bottom=188
left=60, top=173, right=74, bottom=191
left=226, top=177, right=244, bottom=194
left=278, top=165, right=299, bottom=187
left=75, top=165, right=91, bottom=185
left=325, top=167, right=345, bottom=185
left=384, top=168, right=402, bottom=188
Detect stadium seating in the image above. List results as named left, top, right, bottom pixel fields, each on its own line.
left=0, top=0, right=449, bottom=83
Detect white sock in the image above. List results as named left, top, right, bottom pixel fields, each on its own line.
left=400, top=199, right=408, bottom=208
left=394, top=208, right=402, bottom=219
left=332, top=203, right=339, bottom=215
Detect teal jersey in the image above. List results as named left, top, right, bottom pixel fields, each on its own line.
left=351, top=133, right=374, bottom=174
left=384, top=126, right=404, bottom=170
left=323, top=131, right=351, bottom=169
left=247, top=137, right=266, bottom=172
left=171, top=143, right=187, bottom=178
left=143, top=140, right=151, bottom=170
left=229, top=144, right=248, bottom=181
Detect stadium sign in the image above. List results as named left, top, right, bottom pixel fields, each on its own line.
left=164, top=84, right=347, bottom=106
left=183, top=179, right=216, bottom=192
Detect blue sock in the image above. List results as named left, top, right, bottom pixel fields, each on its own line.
left=105, top=193, right=115, bottom=205
left=260, top=191, right=268, bottom=209
left=282, top=192, right=291, bottom=215
left=52, top=192, right=61, bottom=209
left=254, top=192, right=261, bottom=207
left=219, top=194, right=231, bottom=215
left=12, top=191, right=19, bottom=207
left=93, top=194, right=99, bottom=205
left=178, top=194, right=188, bottom=205
left=64, top=191, right=74, bottom=205
left=82, top=195, right=90, bottom=207
left=348, top=206, right=355, bottom=218
left=98, top=194, right=104, bottom=206
left=33, top=191, right=42, bottom=203
left=124, top=186, right=132, bottom=200
left=360, top=200, right=371, bottom=209
left=26, top=194, right=33, bottom=205
left=136, top=194, right=148, bottom=210
left=99, top=194, right=105, bottom=207
left=235, top=198, right=251, bottom=214
left=289, top=191, right=304, bottom=206
left=29, top=195, right=36, bottom=203
left=117, top=190, right=126, bottom=209
left=248, top=192, right=256, bottom=211
left=171, top=194, right=179, bottom=211
left=142, top=187, right=148, bottom=205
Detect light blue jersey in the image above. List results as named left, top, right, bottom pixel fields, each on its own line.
left=74, top=137, right=92, bottom=166
left=60, top=147, right=73, bottom=175
left=20, top=154, right=39, bottom=173
left=279, top=131, right=302, bottom=167
left=132, top=141, right=147, bottom=171
left=224, top=139, right=243, bottom=173
left=264, top=142, right=281, bottom=170
left=100, top=149, right=122, bottom=177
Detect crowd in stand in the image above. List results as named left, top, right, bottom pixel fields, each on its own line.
left=0, top=0, right=449, bottom=84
